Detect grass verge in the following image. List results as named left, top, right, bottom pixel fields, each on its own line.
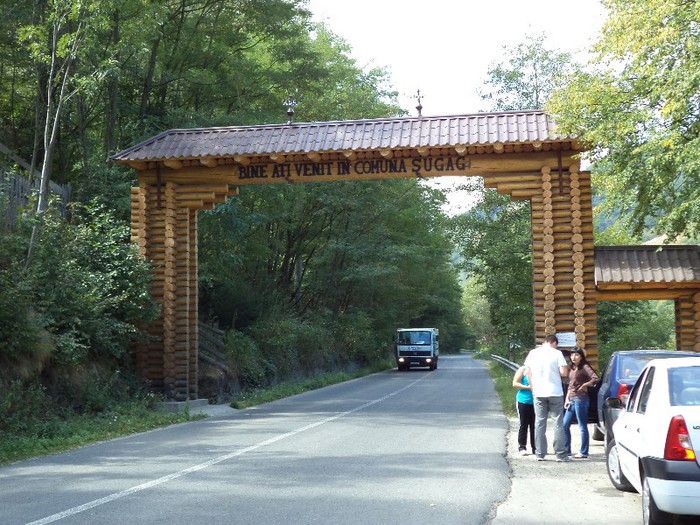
left=0, top=401, right=199, bottom=466
left=487, top=361, right=518, bottom=418
left=1, top=362, right=393, bottom=465
left=230, top=361, right=393, bottom=409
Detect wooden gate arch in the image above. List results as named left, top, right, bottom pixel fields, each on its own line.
left=112, top=110, right=597, bottom=401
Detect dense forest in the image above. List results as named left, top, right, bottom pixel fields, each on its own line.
left=0, top=0, right=468, bottom=413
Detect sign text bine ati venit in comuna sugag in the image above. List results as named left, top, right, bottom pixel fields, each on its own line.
left=238, top=156, right=470, bottom=180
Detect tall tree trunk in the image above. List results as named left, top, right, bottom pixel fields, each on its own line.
left=26, top=16, right=80, bottom=267
left=105, top=9, right=121, bottom=154
left=77, top=95, right=89, bottom=179
left=139, top=36, right=160, bottom=122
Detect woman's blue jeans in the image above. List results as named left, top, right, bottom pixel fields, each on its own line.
left=563, top=397, right=590, bottom=456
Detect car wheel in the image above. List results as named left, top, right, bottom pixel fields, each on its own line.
left=606, top=438, right=634, bottom=492
left=643, top=476, right=673, bottom=525
left=591, top=424, right=604, bottom=441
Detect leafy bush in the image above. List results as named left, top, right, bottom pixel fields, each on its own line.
left=0, top=203, right=158, bottom=414
left=597, top=300, right=675, bottom=369
left=28, top=203, right=158, bottom=365
left=0, top=380, right=52, bottom=434
left=223, top=329, right=273, bottom=389
left=248, top=316, right=332, bottom=381
left=223, top=311, right=391, bottom=391
left=331, top=310, right=386, bottom=366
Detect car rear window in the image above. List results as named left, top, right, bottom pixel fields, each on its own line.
left=668, top=366, right=700, bottom=406
left=617, top=355, right=663, bottom=383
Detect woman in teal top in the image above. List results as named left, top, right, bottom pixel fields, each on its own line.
left=513, top=365, right=535, bottom=455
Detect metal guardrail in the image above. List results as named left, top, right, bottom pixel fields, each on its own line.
left=491, top=354, right=520, bottom=372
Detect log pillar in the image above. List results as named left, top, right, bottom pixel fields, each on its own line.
left=188, top=208, right=199, bottom=399
left=531, top=163, right=599, bottom=367
left=130, top=181, right=199, bottom=401
left=676, top=293, right=700, bottom=352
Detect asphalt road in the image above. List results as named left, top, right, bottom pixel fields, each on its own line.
left=1, top=354, right=511, bottom=525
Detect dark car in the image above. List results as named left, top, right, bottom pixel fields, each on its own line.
left=593, top=350, right=698, bottom=443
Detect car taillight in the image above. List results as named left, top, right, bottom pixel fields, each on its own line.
left=618, top=383, right=630, bottom=405
left=664, top=415, right=697, bottom=461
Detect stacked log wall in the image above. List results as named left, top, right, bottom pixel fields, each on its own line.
left=676, top=295, right=700, bottom=352
left=130, top=177, right=235, bottom=400
left=530, top=165, right=598, bottom=367
left=188, top=209, right=199, bottom=399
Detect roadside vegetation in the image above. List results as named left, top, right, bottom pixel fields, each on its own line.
left=486, top=361, right=518, bottom=418
left=230, top=362, right=392, bottom=409
left=0, top=393, right=195, bottom=466
left=1, top=1, right=468, bottom=466
left=0, top=363, right=393, bottom=466
left=2, top=0, right=698, bottom=467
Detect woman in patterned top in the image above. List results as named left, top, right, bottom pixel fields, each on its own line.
left=563, top=347, right=599, bottom=459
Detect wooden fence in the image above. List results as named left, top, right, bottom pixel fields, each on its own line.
left=198, top=322, right=232, bottom=374
left=0, top=170, right=72, bottom=228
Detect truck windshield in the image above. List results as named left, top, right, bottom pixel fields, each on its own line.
left=397, top=331, right=431, bottom=345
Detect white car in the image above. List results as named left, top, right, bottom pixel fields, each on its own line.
left=606, top=356, right=700, bottom=525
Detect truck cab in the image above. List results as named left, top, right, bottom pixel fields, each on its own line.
left=395, top=328, right=439, bottom=371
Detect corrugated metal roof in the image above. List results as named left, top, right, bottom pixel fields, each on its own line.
left=111, top=110, right=575, bottom=163
left=595, top=245, right=700, bottom=285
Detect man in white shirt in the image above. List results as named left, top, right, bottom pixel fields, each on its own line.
left=524, top=334, right=569, bottom=461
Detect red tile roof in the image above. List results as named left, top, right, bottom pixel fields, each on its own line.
left=595, top=245, right=700, bottom=286
left=111, top=111, right=577, bottom=163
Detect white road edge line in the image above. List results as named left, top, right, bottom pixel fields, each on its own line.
left=26, top=374, right=428, bottom=525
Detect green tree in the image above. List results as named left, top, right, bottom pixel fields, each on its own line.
left=549, top=0, right=700, bottom=240
left=460, top=276, right=493, bottom=350
left=451, top=187, right=533, bottom=351
left=452, top=35, right=574, bottom=354
left=200, top=177, right=467, bottom=382
left=18, top=0, right=114, bottom=205
left=0, top=203, right=157, bottom=403
left=478, top=33, right=574, bottom=111
left=597, top=300, right=675, bottom=368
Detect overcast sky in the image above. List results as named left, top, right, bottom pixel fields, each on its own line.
left=307, top=0, right=608, bottom=117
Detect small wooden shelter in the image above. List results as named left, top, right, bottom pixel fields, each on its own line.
left=595, top=245, right=700, bottom=351
left=112, top=110, right=699, bottom=400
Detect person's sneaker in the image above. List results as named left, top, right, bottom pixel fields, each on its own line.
left=536, top=456, right=546, bottom=461
left=556, top=456, right=572, bottom=462
left=518, top=449, right=529, bottom=456
left=573, top=453, right=588, bottom=459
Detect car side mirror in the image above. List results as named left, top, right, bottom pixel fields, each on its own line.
left=605, top=397, right=623, bottom=409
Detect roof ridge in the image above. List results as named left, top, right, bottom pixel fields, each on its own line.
left=111, top=111, right=573, bottom=163
left=152, top=110, right=550, bottom=134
